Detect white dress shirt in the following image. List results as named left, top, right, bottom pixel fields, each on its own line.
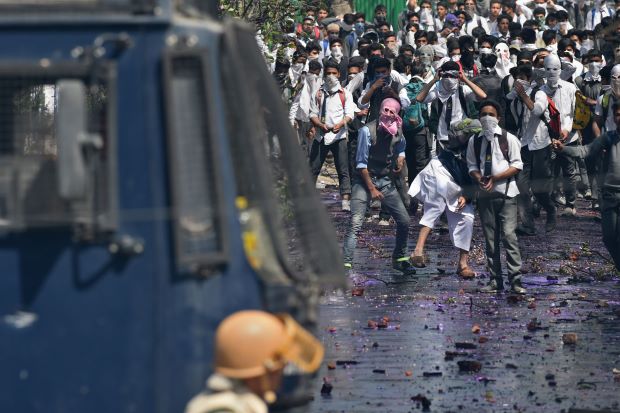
left=542, top=79, right=576, bottom=141
left=595, top=92, right=620, bottom=133
left=511, top=89, right=551, bottom=151
left=466, top=126, right=523, bottom=198
left=422, top=83, right=475, bottom=142
left=309, top=86, right=355, bottom=145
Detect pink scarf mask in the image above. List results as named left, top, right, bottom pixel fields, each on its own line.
left=378, top=98, right=402, bottom=136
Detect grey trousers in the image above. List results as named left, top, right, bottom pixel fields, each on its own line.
left=601, top=188, right=620, bottom=271
left=517, top=145, right=556, bottom=229
left=477, top=195, right=522, bottom=286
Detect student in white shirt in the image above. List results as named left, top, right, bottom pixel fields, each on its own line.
left=542, top=54, right=578, bottom=216
left=415, top=60, right=487, bottom=146
left=506, top=64, right=558, bottom=235
left=585, top=0, right=615, bottom=30
left=309, top=61, right=355, bottom=211
left=290, top=60, right=323, bottom=156
left=467, top=100, right=524, bottom=294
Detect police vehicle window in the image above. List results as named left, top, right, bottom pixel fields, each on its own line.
left=221, top=22, right=344, bottom=287
left=164, top=53, right=227, bottom=273
left=0, top=73, right=112, bottom=230
left=0, top=0, right=155, bottom=12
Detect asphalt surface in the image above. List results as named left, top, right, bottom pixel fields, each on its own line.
left=308, top=186, right=620, bottom=413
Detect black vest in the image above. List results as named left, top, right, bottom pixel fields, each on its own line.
left=364, top=120, right=403, bottom=178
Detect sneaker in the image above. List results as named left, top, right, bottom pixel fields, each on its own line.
left=584, top=189, right=593, bottom=200
left=377, top=218, right=390, bottom=226
left=592, top=200, right=600, bottom=211
left=516, top=225, right=536, bottom=236
left=561, top=207, right=576, bottom=217
left=393, top=259, right=417, bottom=275
left=480, top=279, right=504, bottom=293
left=341, top=199, right=351, bottom=212
left=510, top=283, right=527, bottom=295
left=553, top=193, right=567, bottom=206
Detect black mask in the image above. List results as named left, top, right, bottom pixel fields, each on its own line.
left=461, top=51, right=475, bottom=69
left=480, top=53, right=498, bottom=68
left=375, top=16, right=386, bottom=23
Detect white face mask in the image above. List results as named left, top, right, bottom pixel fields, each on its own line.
left=325, top=74, right=340, bottom=91
left=544, top=54, right=562, bottom=89
left=588, top=62, right=603, bottom=77
left=451, top=54, right=461, bottom=62
left=479, top=47, right=493, bottom=55
left=406, top=31, right=416, bottom=46
left=331, top=46, right=344, bottom=62
left=441, top=77, right=459, bottom=91
left=581, top=39, right=595, bottom=53
left=291, top=63, right=304, bottom=74
left=480, top=115, right=499, bottom=140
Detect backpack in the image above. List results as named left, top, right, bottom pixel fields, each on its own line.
left=402, top=82, right=425, bottom=133
left=532, top=88, right=561, bottom=140
left=601, top=91, right=618, bottom=130
left=428, top=86, right=477, bottom=133
left=573, top=91, right=591, bottom=130
left=296, top=24, right=321, bottom=41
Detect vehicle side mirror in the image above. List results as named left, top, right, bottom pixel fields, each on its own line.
left=56, top=79, right=102, bottom=201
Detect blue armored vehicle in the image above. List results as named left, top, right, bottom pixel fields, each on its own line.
left=0, top=1, right=342, bottom=412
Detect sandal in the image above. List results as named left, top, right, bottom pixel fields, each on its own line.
left=410, top=255, right=426, bottom=268
left=456, top=267, right=476, bottom=279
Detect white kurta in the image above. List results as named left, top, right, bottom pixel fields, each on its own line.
left=409, top=158, right=474, bottom=251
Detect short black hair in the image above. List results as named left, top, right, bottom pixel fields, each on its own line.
left=399, top=44, right=415, bottom=55
left=415, top=30, right=428, bottom=40
left=472, top=26, right=487, bottom=39
left=497, top=14, right=511, bottom=24
left=349, top=56, right=366, bottom=68
left=329, top=37, right=343, bottom=47
left=437, top=1, right=449, bottom=9
left=440, top=60, right=460, bottom=71
left=305, top=40, right=322, bottom=53
left=520, top=27, right=537, bottom=44
left=502, top=0, right=516, bottom=10
left=533, top=7, right=546, bottom=16
left=479, top=100, right=503, bottom=117
left=510, top=63, right=533, bottom=79
left=447, top=37, right=460, bottom=52
left=542, top=29, right=557, bottom=46
left=557, top=37, right=575, bottom=53
left=324, top=60, right=341, bottom=74
left=479, top=34, right=498, bottom=48
left=370, top=56, right=392, bottom=70
left=427, top=31, right=438, bottom=43
left=308, top=60, right=323, bottom=72
left=374, top=4, right=387, bottom=13
left=368, top=42, right=385, bottom=55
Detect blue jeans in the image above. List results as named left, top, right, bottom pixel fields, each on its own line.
left=343, top=176, right=410, bottom=264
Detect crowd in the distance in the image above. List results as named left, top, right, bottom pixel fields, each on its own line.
left=262, top=1, right=620, bottom=293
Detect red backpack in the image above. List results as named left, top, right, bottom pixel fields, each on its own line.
left=296, top=24, right=321, bottom=41
left=530, top=88, right=561, bottom=140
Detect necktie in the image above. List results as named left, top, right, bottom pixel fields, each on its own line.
left=484, top=140, right=493, bottom=177
left=445, top=95, right=453, bottom=129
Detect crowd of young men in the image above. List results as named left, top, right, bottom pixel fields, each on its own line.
left=271, top=1, right=620, bottom=293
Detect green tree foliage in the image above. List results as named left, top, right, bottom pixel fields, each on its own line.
left=219, top=0, right=315, bottom=46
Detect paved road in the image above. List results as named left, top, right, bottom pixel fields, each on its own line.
left=308, top=189, right=620, bottom=413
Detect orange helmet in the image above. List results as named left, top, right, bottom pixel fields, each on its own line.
left=214, top=311, right=324, bottom=379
